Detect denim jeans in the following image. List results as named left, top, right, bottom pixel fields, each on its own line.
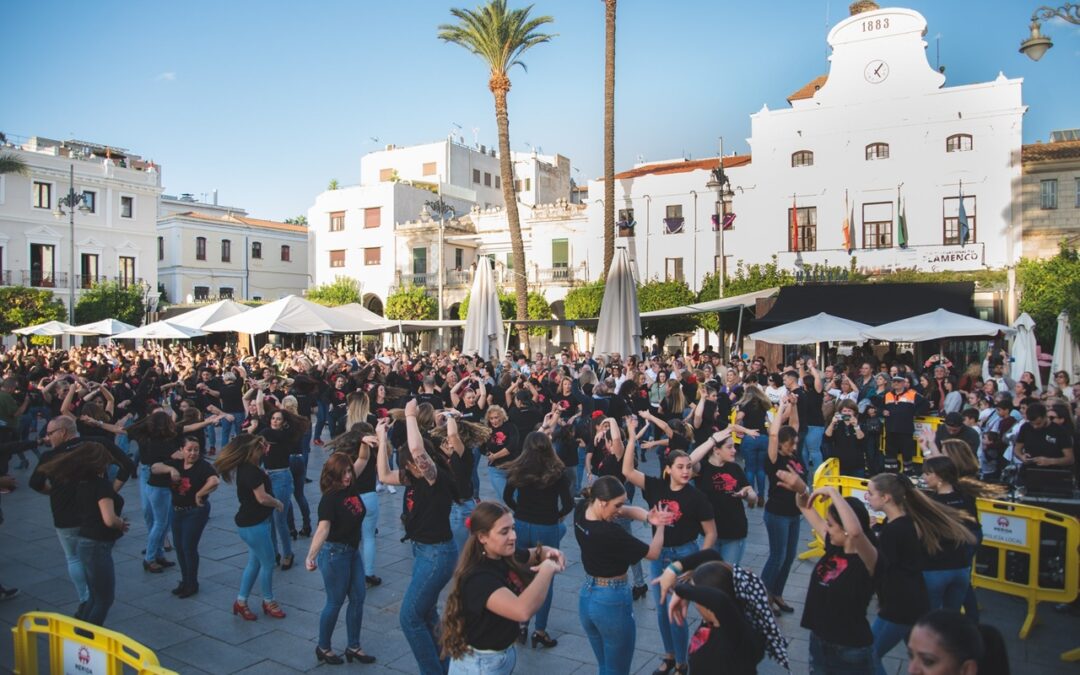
left=449, top=646, right=517, bottom=675
left=809, top=632, right=875, bottom=675
left=143, top=483, right=173, bottom=564
left=172, top=504, right=210, bottom=588
left=286, top=454, right=311, bottom=532
left=487, top=465, right=508, bottom=503
left=962, top=586, right=980, bottom=623
left=740, top=434, right=769, bottom=499
left=514, top=520, right=566, bottom=632
left=576, top=446, right=588, bottom=493
left=401, top=540, right=456, bottom=675
left=450, top=498, right=477, bottom=554
left=871, top=617, right=912, bottom=675
left=218, top=411, right=245, bottom=449
left=923, top=567, right=970, bottom=612
left=360, top=491, right=380, bottom=576
left=715, top=537, right=747, bottom=566
left=615, top=517, right=645, bottom=585
left=761, top=511, right=802, bottom=597
left=580, top=577, right=636, bottom=675
left=76, top=538, right=115, bottom=626
left=56, top=527, right=90, bottom=603
left=314, top=400, right=328, bottom=441
left=266, top=468, right=293, bottom=558
left=237, top=519, right=276, bottom=603
left=800, top=426, right=825, bottom=480
left=650, top=542, right=699, bottom=665
left=317, top=542, right=367, bottom=651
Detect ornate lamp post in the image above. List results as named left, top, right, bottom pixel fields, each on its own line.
left=52, top=163, right=90, bottom=330
left=1019, top=4, right=1080, bottom=60
left=705, top=149, right=734, bottom=298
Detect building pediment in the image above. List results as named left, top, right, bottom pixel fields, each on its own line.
left=24, top=225, right=63, bottom=243
left=115, top=239, right=141, bottom=252
left=77, top=236, right=107, bottom=249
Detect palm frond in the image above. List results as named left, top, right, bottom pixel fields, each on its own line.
left=0, top=152, right=29, bottom=176
left=438, top=0, right=555, bottom=75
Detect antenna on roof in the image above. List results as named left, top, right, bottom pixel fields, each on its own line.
left=935, top=33, right=941, bottom=71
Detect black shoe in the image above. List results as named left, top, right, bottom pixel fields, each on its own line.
left=0, top=586, right=19, bottom=601
left=171, top=583, right=186, bottom=596
left=652, top=657, right=676, bottom=675
left=280, top=554, right=295, bottom=571
left=345, top=647, right=376, bottom=664
left=305, top=478, right=313, bottom=484
left=289, top=529, right=298, bottom=541
left=300, top=525, right=312, bottom=538
left=517, top=625, right=528, bottom=644
left=315, top=647, right=344, bottom=665
left=143, top=560, right=164, bottom=574
left=155, top=558, right=176, bottom=568
left=531, top=631, right=557, bottom=648
left=632, top=584, right=649, bottom=600
left=177, top=583, right=199, bottom=599
left=365, top=575, right=382, bottom=588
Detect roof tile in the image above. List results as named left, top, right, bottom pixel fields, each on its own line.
left=610, top=155, right=751, bottom=181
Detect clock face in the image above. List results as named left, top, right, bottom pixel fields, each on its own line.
left=864, top=60, right=889, bottom=83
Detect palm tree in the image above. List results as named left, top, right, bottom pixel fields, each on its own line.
left=439, top=0, right=555, bottom=353
left=0, top=152, right=28, bottom=175
left=602, top=0, right=616, bottom=280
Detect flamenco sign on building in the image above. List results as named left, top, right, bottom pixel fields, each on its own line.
left=980, top=513, right=1028, bottom=547
left=63, top=640, right=107, bottom=675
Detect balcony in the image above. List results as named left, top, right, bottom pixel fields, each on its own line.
left=394, top=272, right=437, bottom=289
left=0, top=271, right=11, bottom=286
left=536, top=266, right=577, bottom=284
left=76, top=274, right=107, bottom=289
left=17, top=272, right=145, bottom=290
left=446, top=269, right=471, bottom=287
left=21, top=271, right=68, bottom=288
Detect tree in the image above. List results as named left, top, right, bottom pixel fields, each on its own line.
left=73, top=280, right=145, bottom=326
left=1018, top=244, right=1080, bottom=346
left=0, top=287, right=66, bottom=335
left=601, top=0, right=616, bottom=280
left=385, top=285, right=438, bottom=321
left=564, top=280, right=605, bottom=323
left=638, top=279, right=696, bottom=346
left=439, top=0, right=555, bottom=354
left=327, top=179, right=340, bottom=191
left=0, top=152, right=29, bottom=176
left=459, top=288, right=515, bottom=321
left=306, top=276, right=363, bottom=307
left=284, top=215, right=308, bottom=227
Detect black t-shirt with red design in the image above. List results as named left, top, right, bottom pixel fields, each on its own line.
left=460, top=551, right=532, bottom=650
left=801, top=547, right=874, bottom=646
left=574, top=502, right=649, bottom=578
left=318, top=483, right=366, bottom=548
left=483, top=422, right=520, bottom=469
left=675, top=583, right=762, bottom=674
left=694, top=461, right=749, bottom=539
left=551, top=392, right=580, bottom=420
left=641, top=475, right=714, bottom=547
left=402, top=466, right=454, bottom=544
left=165, top=458, right=218, bottom=509
left=765, top=453, right=806, bottom=517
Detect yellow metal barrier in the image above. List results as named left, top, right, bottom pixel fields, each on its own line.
left=875, top=415, right=941, bottom=467
left=796, top=458, right=841, bottom=560
left=11, top=611, right=178, bottom=675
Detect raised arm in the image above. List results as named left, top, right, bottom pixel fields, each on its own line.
left=404, top=399, right=437, bottom=485
left=688, top=428, right=731, bottom=466
left=808, top=359, right=824, bottom=393
left=443, top=414, right=465, bottom=456
left=374, top=418, right=403, bottom=486
left=640, top=408, right=673, bottom=438
left=619, top=419, right=646, bottom=489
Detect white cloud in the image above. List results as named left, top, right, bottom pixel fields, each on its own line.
left=154, top=72, right=176, bottom=82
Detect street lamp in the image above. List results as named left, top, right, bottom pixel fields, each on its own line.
left=705, top=149, right=734, bottom=298
left=1019, top=4, right=1080, bottom=60
left=52, top=163, right=90, bottom=332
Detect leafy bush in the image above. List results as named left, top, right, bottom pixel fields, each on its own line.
left=0, top=287, right=66, bottom=335
left=74, top=280, right=145, bottom=326
left=306, top=277, right=363, bottom=307
left=1018, top=244, right=1080, bottom=346
left=385, top=285, right=437, bottom=320
left=638, top=279, right=696, bottom=345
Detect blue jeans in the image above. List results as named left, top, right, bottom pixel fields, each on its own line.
left=740, top=434, right=769, bottom=498
left=218, top=411, right=245, bottom=449
left=172, top=504, right=210, bottom=588
left=317, top=542, right=367, bottom=651
left=56, top=527, right=90, bottom=603
left=314, top=400, right=328, bottom=441
left=401, top=540, right=456, bottom=675
left=809, top=633, right=875, bottom=675
left=871, top=617, right=912, bottom=675
left=962, top=586, right=980, bottom=623
left=513, top=520, right=566, bottom=631
left=761, top=511, right=802, bottom=597
left=266, top=468, right=293, bottom=558
left=576, top=445, right=588, bottom=492
left=615, top=517, right=645, bottom=585
left=76, top=538, right=115, bottom=626
left=286, top=454, right=311, bottom=532
left=487, top=465, right=508, bottom=503
left=715, top=538, right=747, bottom=566
left=143, top=483, right=173, bottom=564
left=237, top=518, right=276, bottom=603
left=580, top=577, right=636, bottom=675
left=800, top=426, right=825, bottom=480
left=923, top=568, right=970, bottom=612
left=651, top=542, right=699, bottom=665
left=449, top=646, right=516, bottom=675
left=360, top=491, right=380, bottom=576
left=450, top=499, right=477, bottom=554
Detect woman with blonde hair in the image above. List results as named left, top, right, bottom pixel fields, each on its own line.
left=280, top=395, right=314, bottom=540
left=482, top=405, right=520, bottom=501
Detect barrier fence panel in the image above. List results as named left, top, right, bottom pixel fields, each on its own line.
left=11, top=611, right=178, bottom=675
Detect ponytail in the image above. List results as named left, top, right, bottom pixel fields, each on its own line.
left=870, top=473, right=975, bottom=555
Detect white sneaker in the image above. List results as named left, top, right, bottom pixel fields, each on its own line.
left=387, top=485, right=398, bottom=494
left=376, top=484, right=387, bottom=494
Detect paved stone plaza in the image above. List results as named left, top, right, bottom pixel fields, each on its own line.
left=1, top=443, right=1077, bottom=674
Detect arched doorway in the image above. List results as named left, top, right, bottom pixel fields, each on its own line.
left=363, top=294, right=384, bottom=316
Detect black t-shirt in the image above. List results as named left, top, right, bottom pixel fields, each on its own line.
left=461, top=554, right=531, bottom=650
left=801, top=547, right=874, bottom=646
left=354, top=449, right=378, bottom=494
left=483, top=422, right=520, bottom=469
left=318, top=483, right=366, bottom=547
left=574, top=502, right=649, bottom=577
left=165, top=458, right=218, bottom=508
left=552, top=392, right=580, bottom=419
left=641, top=475, right=713, bottom=547
left=416, top=392, right=442, bottom=409
left=259, top=426, right=294, bottom=470
left=829, top=423, right=864, bottom=475
left=590, top=443, right=625, bottom=481
left=875, top=516, right=929, bottom=624
left=235, top=463, right=274, bottom=527
left=678, top=584, right=763, bottom=675
left=456, top=403, right=483, bottom=423
left=694, top=461, right=749, bottom=540
left=739, top=399, right=769, bottom=434
left=77, top=476, right=125, bottom=542
left=219, top=382, right=245, bottom=412
left=1017, top=423, right=1072, bottom=460
left=402, top=467, right=454, bottom=544
left=447, top=449, right=474, bottom=501
left=508, top=404, right=543, bottom=434
left=504, top=474, right=574, bottom=526
left=925, top=491, right=979, bottom=570
left=143, top=435, right=184, bottom=488
left=799, top=387, right=825, bottom=426
left=765, top=453, right=806, bottom=517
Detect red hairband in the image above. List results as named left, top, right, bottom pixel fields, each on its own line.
left=591, top=410, right=605, bottom=419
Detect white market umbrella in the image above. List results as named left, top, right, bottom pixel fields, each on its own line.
left=13, top=320, right=74, bottom=336
left=168, top=299, right=251, bottom=330
left=862, top=308, right=1013, bottom=342
left=461, top=258, right=504, bottom=360
left=327, top=303, right=395, bottom=332
left=1051, top=311, right=1080, bottom=380
left=65, top=318, right=137, bottom=336
left=1009, top=312, right=1042, bottom=390
left=594, top=247, right=642, bottom=358
left=112, top=320, right=206, bottom=340
left=202, top=295, right=346, bottom=334
left=748, top=312, right=871, bottom=344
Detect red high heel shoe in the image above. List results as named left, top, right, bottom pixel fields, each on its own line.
left=262, top=600, right=286, bottom=618
left=232, top=600, right=257, bottom=621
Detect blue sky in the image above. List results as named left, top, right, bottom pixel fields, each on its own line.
left=3, top=1, right=1077, bottom=221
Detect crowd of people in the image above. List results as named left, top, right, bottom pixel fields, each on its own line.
left=1, top=337, right=1075, bottom=674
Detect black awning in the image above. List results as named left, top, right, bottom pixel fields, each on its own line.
left=752, top=282, right=975, bottom=328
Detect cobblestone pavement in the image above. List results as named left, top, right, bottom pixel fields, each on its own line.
left=1, top=438, right=1078, bottom=674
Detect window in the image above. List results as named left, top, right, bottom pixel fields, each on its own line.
left=219, top=287, right=233, bottom=299
left=422, top=162, right=437, bottom=176
left=664, top=204, right=684, bottom=234
left=80, top=254, right=99, bottom=288
left=33, top=182, right=51, bottom=209
left=495, top=176, right=501, bottom=189
left=83, top=190, right=96, bottom=214
left=484, top=172, right=492, bottom=187
left=473, top=169, right=481, bottom=184
left=193, top=286, right=209, bottom=301
left=251, top=241, right=262, bottom=259
left=665, top=258, right=684, bottom=282
left=29, top=244, right=55, bottom=286
left=120, top=195, right=134, bottom=218
left=861, top=202, right=894, bottom=249
left=379, top=168, right=395, bottom=182
left=221, top=239, right=231, bottom=263
left=791, top=150, right=814, bottom=167
left=364, top=247, right=381, bottom=266
left=329, top=211, right=345, bottom=232
left=865, top=143, right=890, bottom=161
left=157, top=236, right=164, bottom=261
left=413, top=247, right=427, bottom=274
left=787, top=206, right=818, bottom=252
left=617, top=208, right=635, bottom=236
left=946, top=134, right=973, bottom=153
left=364, top=207, right=381, bottom=228
left=552, top=239, right=569, bottom=268
left=118, top=256, right=136, bottom=287
left=505, top=252, right=513, bottom=270
left=195, top=237, right=206, bottom=260
left=1041, top=179, right=1058, bottom=209
left=943, top=196, right=977, bottom=245
left=281, top=245, right=291, bottom=262
left=330, top=250, right=346, bottom=268
left=454, top=247, right=463, bottom=269
left=525, top=178, right=531, bottom=191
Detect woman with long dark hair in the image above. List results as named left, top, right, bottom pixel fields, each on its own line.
left=440, top=501, right=566, bottom=674
left=920, top=456, right=984, bottom=613
left=256, top=404, right=304, bottom=570
left=907, top=610, right=1010, bottom=675
left=734, top=384, right=772, bottom=504
left=502, top=430, right=574, bottom=648
left=325, top=421, right=383, bottom=587
left=760, top=395, right=803, bottom=616
left=128, top=410, right=182, bottom=574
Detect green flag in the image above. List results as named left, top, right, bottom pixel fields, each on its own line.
left=897, top=193, right=908, bottom=248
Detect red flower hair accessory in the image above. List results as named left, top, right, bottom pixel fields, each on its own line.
left=465, top=516, right=472, bottom=530
left=591, top=410, right=605, bottom=420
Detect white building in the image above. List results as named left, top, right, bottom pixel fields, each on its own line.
left=0, top=135, right=162, bottom=314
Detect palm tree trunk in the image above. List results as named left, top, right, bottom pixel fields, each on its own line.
left=491, top=76, right=530, bottom=357
left=602, top=0, right=616, bottom=281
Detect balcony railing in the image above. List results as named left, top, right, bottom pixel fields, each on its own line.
left=22, top=271, right=68, bottom=288
left=392, top=266, right=584, bottom=292
left=536, top=266, right=576, bottom=284
left=445, top=269, right=472, bottom=287
left=0, top=271, right=11, bottom=286
left=76, top=274, right=107, bottom=289
left=17, top=272, right=144, bottom=290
